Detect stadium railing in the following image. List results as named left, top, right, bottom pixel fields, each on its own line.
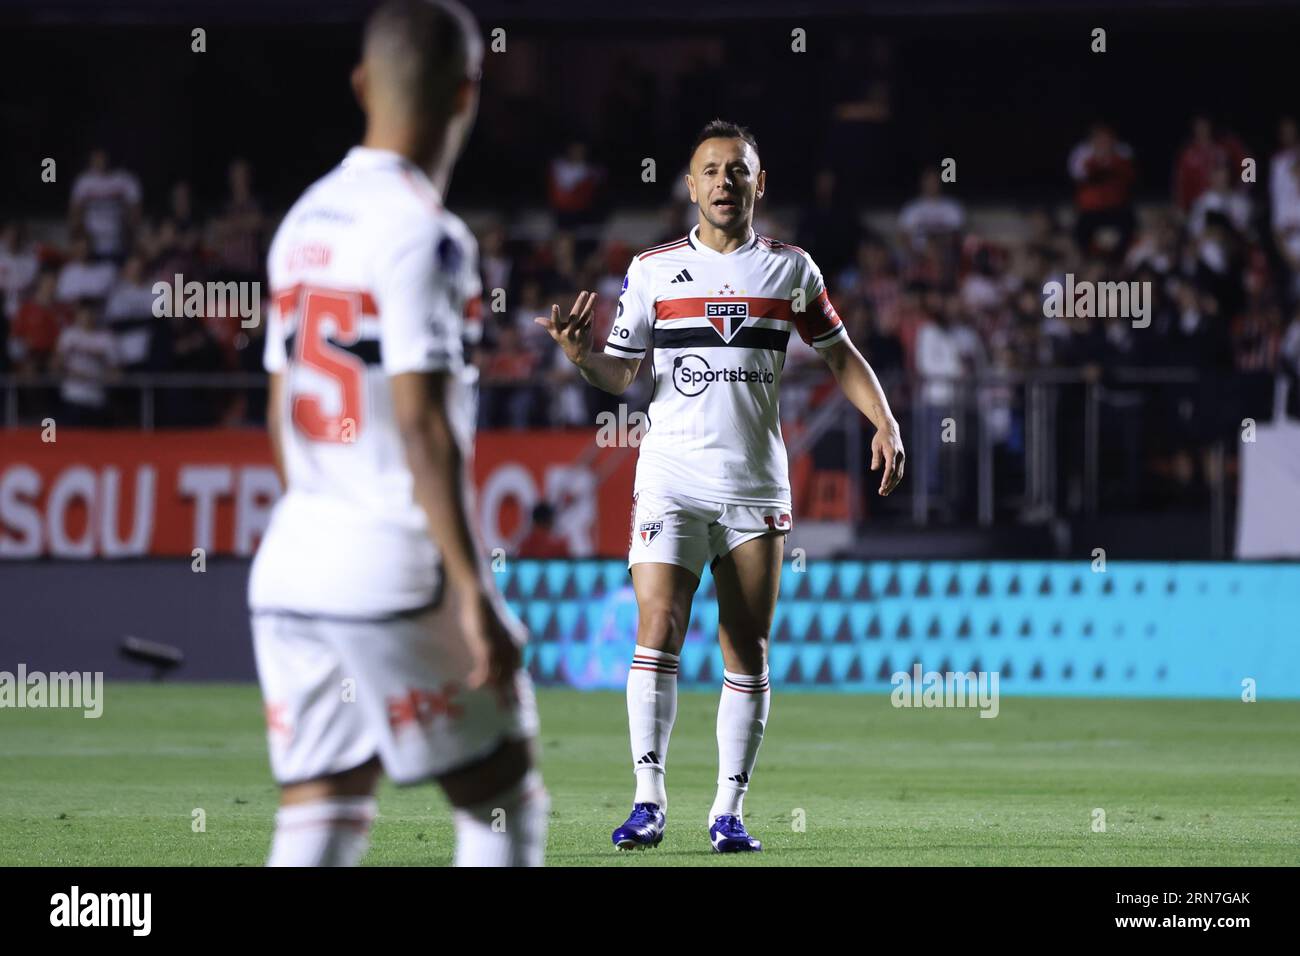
left=0, top=366, right=1222, bottom=542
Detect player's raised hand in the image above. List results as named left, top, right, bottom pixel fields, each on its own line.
left=871, top=427, right=906, bottom=496
left=534, top=291, right=597, bottom=366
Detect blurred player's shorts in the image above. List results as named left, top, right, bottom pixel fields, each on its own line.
left=252, top=599, right=538, bottom=786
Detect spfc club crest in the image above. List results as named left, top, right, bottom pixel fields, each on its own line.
left=639, top=520, right=663, bottom=545
left=705, top=301, right=749, bottom=343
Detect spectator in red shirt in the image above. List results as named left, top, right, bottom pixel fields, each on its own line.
left=1173, top=115, right=1248, bottom=213
left=548, top=141, right=604, bottom=230
left=8, top=271, right=70, bottom=374
left=480, top=322, right=540, bottom=427
left=516, top=501, right=571, bottom=559
left=1068, top=123, right=1137, bottom=257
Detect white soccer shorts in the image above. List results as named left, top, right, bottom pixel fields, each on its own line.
left=252, top=597, right=538, bottom=786
left=626, top=488, right=792, bottom=578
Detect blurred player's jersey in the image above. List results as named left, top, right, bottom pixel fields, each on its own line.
left=605, top=225, right=846, bottom=505
left=249, top=147, right=481, bottom=618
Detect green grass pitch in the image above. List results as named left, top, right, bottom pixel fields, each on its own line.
left=1, top=684, right=1296, bottom=866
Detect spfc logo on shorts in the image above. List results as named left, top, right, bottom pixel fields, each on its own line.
left=639, top=520, right=663, bottom=545
left=705, top=301, right=749, bottom=343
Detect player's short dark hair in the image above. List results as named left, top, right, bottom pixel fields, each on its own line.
left=691, top=119, right=759, bottom=160
left=363, top=0, right=483, bottom=114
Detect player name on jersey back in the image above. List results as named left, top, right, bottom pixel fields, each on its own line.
left=249, top=147, right=481, bottom=619
left=606, top=226, right=847, bottom=507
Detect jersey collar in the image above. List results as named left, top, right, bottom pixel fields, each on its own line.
left=342, top=147, right=444, bottom=205
left=688, top=224, right=759, bottom=258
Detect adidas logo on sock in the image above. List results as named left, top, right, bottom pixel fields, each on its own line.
left=637, top=751, right=661, bottom=766
left=669, top=269, right=693, bottom=284
left=727, top=771, right=750, bottom=785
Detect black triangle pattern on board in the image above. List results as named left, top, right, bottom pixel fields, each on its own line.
left=806, top=616, right=823, bottom=643
left=845, top=656, right=864, bottom=682
left=876, top=656, right=893, bottom=681
left=773, top=616, right=792, bottom=643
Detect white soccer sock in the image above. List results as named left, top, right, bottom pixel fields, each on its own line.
left=626, top=644, right=679, bottom=808
left=709, top=669, right=770, bottom=823
left=267, top=796, right=377, bottom=867
left=452, top=769, right=550, bottom=867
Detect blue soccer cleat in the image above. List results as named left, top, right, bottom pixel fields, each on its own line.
left=709, top=815, right=762, bottom=853
left=611, top=802, right=666, bottom=850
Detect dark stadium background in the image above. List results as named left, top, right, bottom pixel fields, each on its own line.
left=5, top=4, right=1300, bottom=211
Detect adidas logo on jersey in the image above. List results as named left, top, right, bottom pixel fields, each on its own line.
left=669, top=269, right=693, bottom=284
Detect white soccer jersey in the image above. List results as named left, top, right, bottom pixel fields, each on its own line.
left=605, top=225, right=847, bottom=505
left=248, top=147, right=481, bottom=618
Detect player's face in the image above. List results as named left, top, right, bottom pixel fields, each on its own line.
left=687, top=138, right=764, bottom=233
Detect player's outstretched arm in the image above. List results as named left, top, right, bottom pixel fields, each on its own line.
left=821, top=337, right=906, bottom=496
left=535, top=290, right=641, bottom=395
left=390, top=369, right=525, bottom=696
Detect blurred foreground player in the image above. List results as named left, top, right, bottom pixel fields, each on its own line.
left=248, top=0, right=547, bottom=867
left=538, top=121, right=904, bottom=853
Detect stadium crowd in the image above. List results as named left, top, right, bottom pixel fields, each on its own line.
left=3, top=117, right=1300, bottom=512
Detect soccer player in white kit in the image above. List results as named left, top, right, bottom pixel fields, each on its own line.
left=537, top=120, right=905, bottom=853
left=248, top=0, right=547, bottom=867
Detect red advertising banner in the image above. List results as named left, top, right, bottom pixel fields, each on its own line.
left=0, top=429, right=640, bottom=558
